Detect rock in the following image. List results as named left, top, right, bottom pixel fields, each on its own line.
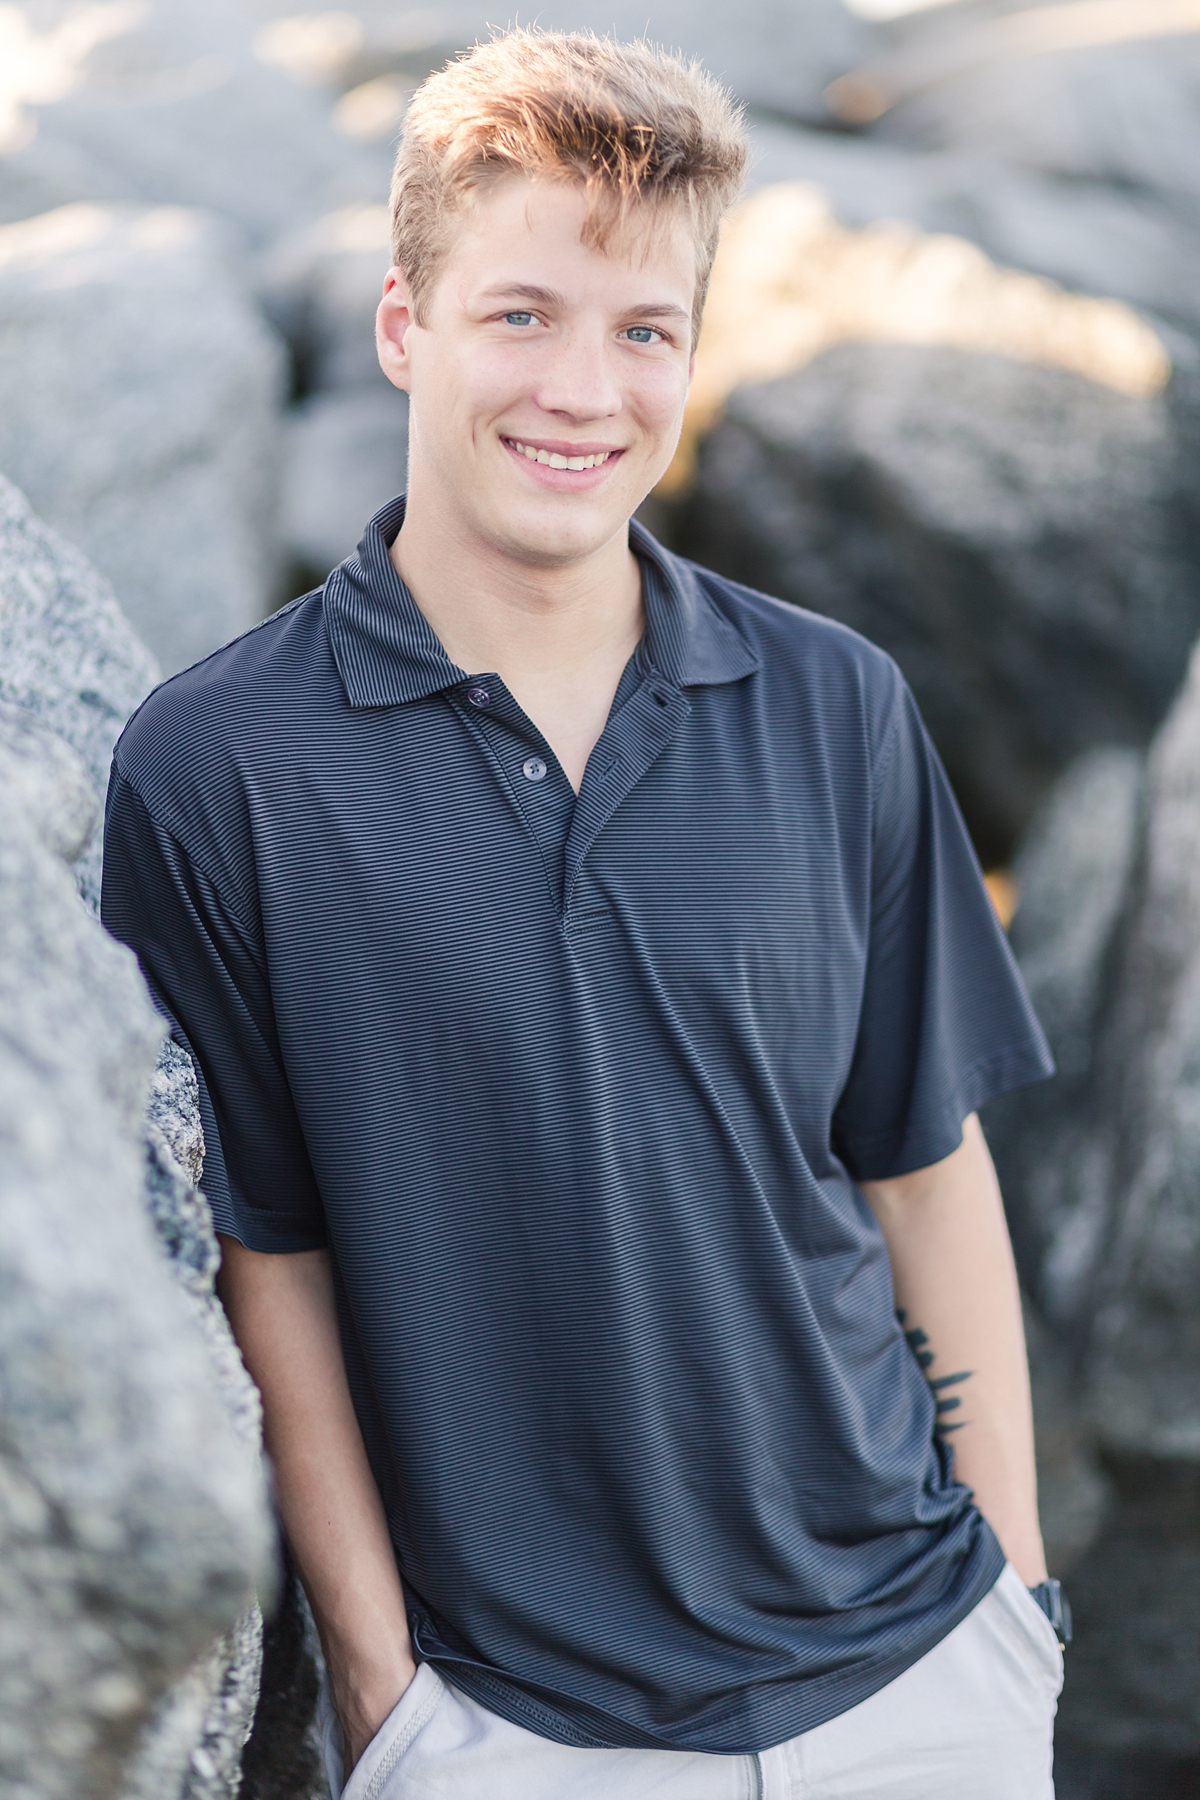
left=0, top=702, right=273, bottom=1800
left=527, top=0, right=877, bottom=124
left=989, top=641, right=1200, bottom=1458
left=1024, top=1299, right=1112, bottom=1579
left=863, top=3, right=1200, bottom=229
left=0, top=204, right=287, bottom=676
left=261, top=205, right=406, bottom=581
left=0, top=0, right=387, bottom=246
left=1052, top=1456, right=1200, bottom=1762
left=240, top=1566, right=328, bottom=1800
left=742, top=119, right=1200, bottom=340
left=1076, top=642, right=1200, bottom=1462
left=281, top=388, right=408, bottom=583
left=984, top=748, right=1145, bottom=1317
left=0, top=479, right=284, bottom=1798
left=669, top=180, right=1169, bottom=489
left=0, top=472, right=158, bottom=909
left=259, top=204, right=393, bottom=397
left=830, top=3, right=1200, bottom=336
left=300, top=0, right=880, bottom=129
left=681, top=341, right=1195, bottom=863
left=979, top=640, right=1200, bottom=1763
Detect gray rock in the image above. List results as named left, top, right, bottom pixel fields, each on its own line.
left=1079, top=642, right=1200, bottom=1462
left=0, top=704, right=273, bottom=1800
left=683, top=342, right=1197, bottom=863
left=281, top=388, right=408, bottom=583
left=261, top=208, right=407, bottom=580
left=0, top=478, right=281, bottom=1797
left=259, top=205, right=393, bottom=397
left=0, top=0, right=387, bottom=245
left=325, top=0, right=878, bottom=128
left=874, top=6, right=1200, bottom=228
left=964, top=577, right=1200, bottom=1765
left=240, top=1570, right=328, bottom=1800
left=0, top=472, right=159, bottom=909
left=744, top=118, right=1200, bottom=339
left=0, top=204, right=287, bottom=675
left=984, top=748, right=1145, bottom=1322
left=1052, top=1457, right=1200, bottom=1759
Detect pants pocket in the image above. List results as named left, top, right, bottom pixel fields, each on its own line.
left=321, top=1663, right=445, bottom=1800
left=993, top=1564, right=1064, bottom=1699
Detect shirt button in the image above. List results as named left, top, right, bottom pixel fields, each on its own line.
left=522, top=756, right=548, bottom=782
left=467, top=685, right=491, bottom=707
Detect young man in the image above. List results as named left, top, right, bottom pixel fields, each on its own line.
left=103, top=31, right=1065, bottom=1799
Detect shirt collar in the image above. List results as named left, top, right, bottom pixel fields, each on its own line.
left=324, top=495, right=760, bottom=710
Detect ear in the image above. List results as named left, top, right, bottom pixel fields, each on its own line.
left=377, top=266, right=416, bottom=393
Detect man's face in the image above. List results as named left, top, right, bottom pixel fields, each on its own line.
left=378, top=176, right=696, bottom=568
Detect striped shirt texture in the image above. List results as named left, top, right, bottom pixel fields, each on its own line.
left=102, top=498, right=1052, bottom=1753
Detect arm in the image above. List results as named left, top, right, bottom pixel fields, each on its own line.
left=216, top=1238, right=416, bottom=1774
left=860, top=1113, right=1048, bottom=1585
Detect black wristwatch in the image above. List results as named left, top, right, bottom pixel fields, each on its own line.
left=1028, top=1579, right=1072, bottom=1649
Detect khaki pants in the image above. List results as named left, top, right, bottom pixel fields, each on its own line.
left=321, top=1565, right=1062, bottom=1800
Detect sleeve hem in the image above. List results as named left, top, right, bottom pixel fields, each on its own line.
left=838, top=1038, right=1055, bottom=1182
left=209, top=1210, right=329, bottom=1255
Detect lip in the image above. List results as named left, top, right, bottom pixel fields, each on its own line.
left=501, top=434, right=626, bottom=490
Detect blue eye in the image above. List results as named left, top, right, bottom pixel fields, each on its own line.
left=623, top=326, right=660, bottom=344
left=504, top=311, right=535, bottom=326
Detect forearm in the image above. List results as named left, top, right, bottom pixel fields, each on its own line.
left=862, top=1115, right=1047, bottom=1585
left=217, top=1238, right=415, bottom=1761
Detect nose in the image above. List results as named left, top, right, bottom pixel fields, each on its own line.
left=531, top=321, right=622, bottom=423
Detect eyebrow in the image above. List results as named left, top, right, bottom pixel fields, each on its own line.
left=479, top=283, right=690, bottom=323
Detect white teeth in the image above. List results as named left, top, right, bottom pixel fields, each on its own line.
left=509, top=440, right=612, bottom=470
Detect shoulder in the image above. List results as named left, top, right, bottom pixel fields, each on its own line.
left=109, top=590, right=338, bottom=912
left=668, top=551, right=905, bottom=757
left=112, top=588, right=329, bottom=830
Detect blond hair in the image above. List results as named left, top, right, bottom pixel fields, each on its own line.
left=390, top=30, right=747, bottom=345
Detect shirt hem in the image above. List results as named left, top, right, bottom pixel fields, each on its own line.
left=412, top=1525, right=1006, bottom=1754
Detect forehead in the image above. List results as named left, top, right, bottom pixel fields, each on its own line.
left=440, top=174, right=698, bottom=299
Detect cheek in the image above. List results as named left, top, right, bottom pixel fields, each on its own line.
left=631, top=362, right=692, bottom=433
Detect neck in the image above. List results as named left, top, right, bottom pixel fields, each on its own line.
left=390, top=467, right=643, bottom=685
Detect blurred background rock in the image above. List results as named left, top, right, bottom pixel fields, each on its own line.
left=2, top=1, right=1200, bottom=1795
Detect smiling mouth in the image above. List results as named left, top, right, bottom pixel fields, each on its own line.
left=505, top=438, right=619, bottom=471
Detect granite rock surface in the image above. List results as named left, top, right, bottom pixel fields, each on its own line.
left=0, top=478, right=281, bottom=1798
left=0, top=204, right=286, bottom=675
left=683, top=342, right=1196, bottom=863
left=0, top=702, right=273, bottom=1800
left=984, top=645, right=1200, bottom=1755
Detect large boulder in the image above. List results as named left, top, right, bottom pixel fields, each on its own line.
left=828, top=1, right=1200, bottom=334
left=0, top=203, right=287, bottom=675
left=991, top=642, right=1200, bottom=1462
left=742, top=118, right=1200, bottom=342
left=983, top=641, right=1200, bottom=1760
left=0, top=473, right=158, bottom=908
left=0, top=0, right=386, bottom=245
left=0, top=475, right=289, bottom=1799
left=681, top=340, right=1196, bottom=863
left=260, top=204, right=407, bottom=584
left=864, top=1, right=1200, bottom=225
left=0, top=700, right=273, bottom=1800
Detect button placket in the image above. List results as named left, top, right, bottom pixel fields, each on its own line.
left=562, top=678, right=690, bottom=917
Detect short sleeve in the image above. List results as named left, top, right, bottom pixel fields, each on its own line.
left=832, top=680, right=1053, bottom=1182
left=101, top=769, right=327, bottom=1252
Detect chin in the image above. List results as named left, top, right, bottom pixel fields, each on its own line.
left=485, top=495, right=634, bottom=567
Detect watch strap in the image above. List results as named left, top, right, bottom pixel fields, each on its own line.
left=1028, top=1578, right=1072, bottom=1648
